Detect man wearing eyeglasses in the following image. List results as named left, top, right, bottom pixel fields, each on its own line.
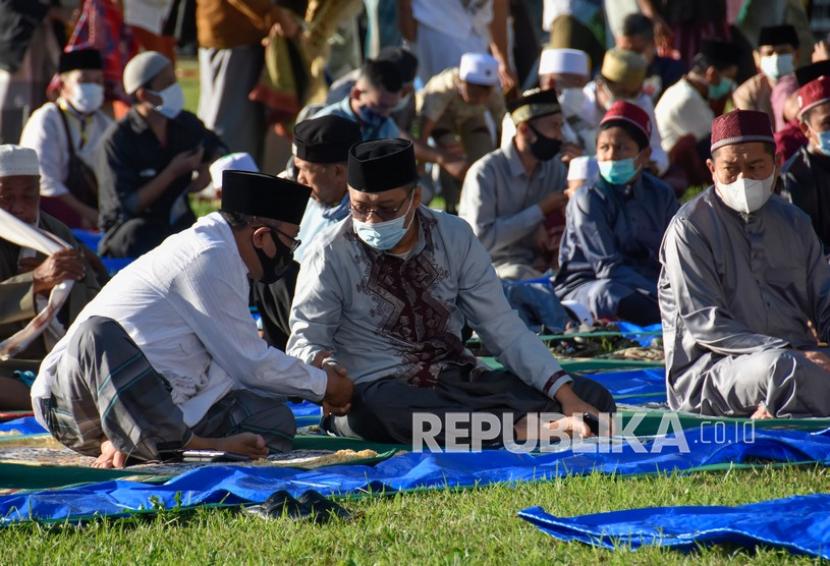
left=287, top=139, right=615, bottom=446
left=32, top=171, right=354, bottom=468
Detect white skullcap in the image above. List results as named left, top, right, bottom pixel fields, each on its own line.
left=458, top=52, right=499, bottom=86
left=209, top=153, right=259, bottom=189
left=123, top=51, right=171, bottom=95
left=567, top=155, right=599, bottom=183
left=0, top=145, right=40, bottom=177
left=539, top=48, right=590, bottom=77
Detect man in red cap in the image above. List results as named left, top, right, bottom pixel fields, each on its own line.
left=659, top=109, right=830, bottom=419
left=780, top=75, right=830, bottom=253
left=555, top=101, right=678, bottom=325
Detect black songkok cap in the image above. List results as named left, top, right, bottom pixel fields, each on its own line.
left=293, top=115, right=362, bottom=163
left=758, top=25, right=799, bottom=48
left=699, top=40, right=740, bottom=69
left=347, top=139, right=418, bottom=193
left=221, top=170, right=310, bottom=225
left=58, top=48, right=103, bottom=74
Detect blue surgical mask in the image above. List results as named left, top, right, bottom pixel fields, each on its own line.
left=352, top=194, right=414, bottom=251
left=815, top=130, right=830, bottom=156
left=760, top=53, right=794, bottom=81
left=598, top=157, right=640, bottom=185
left=357, top=104, right=386, bottom=128
left=708, top=76, right=735, bottom=101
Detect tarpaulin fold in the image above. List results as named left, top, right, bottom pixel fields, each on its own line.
left=2, top=426, right=830, bottom=524
left=518, top=493, right=830, bottom=559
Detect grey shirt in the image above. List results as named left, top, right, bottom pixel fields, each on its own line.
left=287, top=207, right=571, bottom=396
left=658, top=187, right=830, bottom=409
left=459, top=141, right=567, bottom=271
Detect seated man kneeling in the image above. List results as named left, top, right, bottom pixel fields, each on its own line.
left=659, top=109, right=830, bottom=419
left=32, top=171, right=353, bottom=467
left=555, top=101, right=679, bottom=325
left=1, top=145, right=101, bottom=410
left=288, top=139, right=615, bottom=446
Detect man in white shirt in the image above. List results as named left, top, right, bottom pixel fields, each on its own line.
left=32, top=171, right=354, bottom=468
left=398, top=0, right=515, bottom=89
left=20, top=49, right=113, bottom=229
left=655, top=40, right=739, bottom=186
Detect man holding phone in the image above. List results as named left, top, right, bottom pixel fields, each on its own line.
left=98, top=51, right=227, bottom=258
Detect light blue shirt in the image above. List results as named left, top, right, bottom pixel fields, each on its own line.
left=315, top=97, right=400, bottom=141
left=294, top=194, right=350, bottom=263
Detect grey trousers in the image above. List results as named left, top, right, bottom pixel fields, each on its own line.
left=684, top=348, right=830, bottom=418
left=40, top=317, right=295, bottom=461
left=329, top=365, right=616, bottom=445
left=197, top=45, right=265, bottom=161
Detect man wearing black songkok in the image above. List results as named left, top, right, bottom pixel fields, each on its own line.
left=288, top=139, right=615, bottom=446
left=31, top=171, right=353, bottom=468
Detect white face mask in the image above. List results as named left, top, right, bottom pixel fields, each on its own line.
left=759, top=53, right=794, bottom=81
left=715, top=170, right=776, bottom=214
left=558, top=87, right=588, bottom=117
left=67, top=82, right=104, bottom=114
left=150, top=83, right=184, bottom=119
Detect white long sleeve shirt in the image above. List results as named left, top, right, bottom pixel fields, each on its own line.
left=33, top=212, right=327, bottom=428
left=20, top=100, right=113, bottom=198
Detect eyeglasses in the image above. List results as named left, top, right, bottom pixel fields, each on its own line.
left=264, top=227, right=301, bottom=253
left=350, top=189, right=414, bottom=222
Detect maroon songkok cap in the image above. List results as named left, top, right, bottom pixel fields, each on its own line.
left=797, top=75, right=830, bottom=119
left=600, top=101, right=651, bottom=145
left=710, top=110, right=774, bottom=152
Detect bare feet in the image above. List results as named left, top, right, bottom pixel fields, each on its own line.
left=514, top=414, right=593, bottom=441
left=187, top=432, right=268, bottom=460
left=751, top=404, right=773, bottom=420
left=91, top=440, right=128, bottom=468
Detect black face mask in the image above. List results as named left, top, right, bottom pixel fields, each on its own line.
left=528, top=123, right=562, bottom=161
left=254, top=231, right=293, bottom=284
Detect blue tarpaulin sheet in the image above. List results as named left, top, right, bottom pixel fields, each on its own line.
left=519, top=493, right=830, bottom=559
left=0, top=417, right=46, bottom=435
left=2, top=426, right=829, bottom=524
left=585, top=369, right=665, bottom=405
left=616, top=321, right=662, bottom=347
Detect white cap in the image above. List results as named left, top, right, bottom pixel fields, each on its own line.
left=458, top=53, right=499, bottom=86
left=209, top=153, right=259, bottom=189
left=123, top=51, right=171, bottom=95
left=0, top=145, right=39, bottom=177
left=539, top=48, right=590, bottom=77
left=567, top=155, right=599, bottom=183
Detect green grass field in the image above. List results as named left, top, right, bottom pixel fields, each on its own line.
left=1, top=465, right=828, bottom=563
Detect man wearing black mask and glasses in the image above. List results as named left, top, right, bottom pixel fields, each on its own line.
left=31, top=170, right=353, bottom=469
left=459, top=88, right=568, bottom=281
